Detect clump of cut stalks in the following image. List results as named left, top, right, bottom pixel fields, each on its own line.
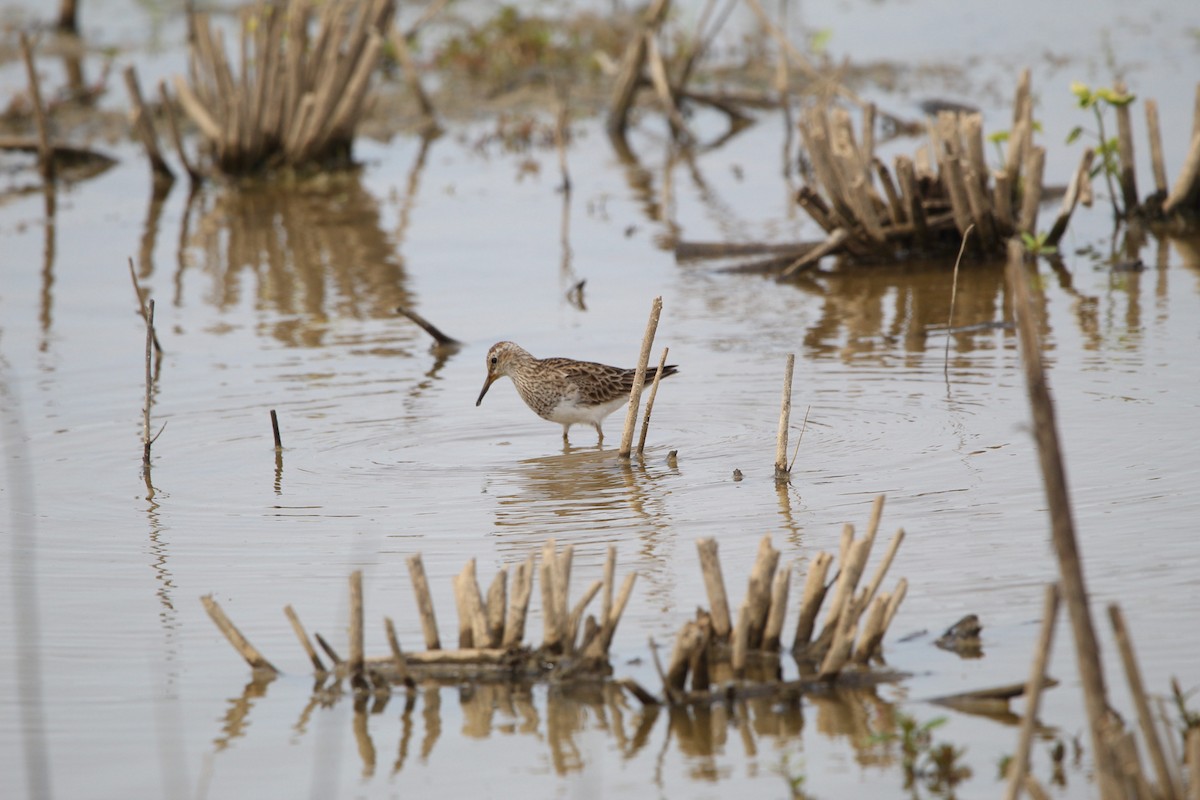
left=630, top=494, right=907, bottom=707
left=167, top=0, right=396, bottom=176
left=202, top=541, right=636, bottom=688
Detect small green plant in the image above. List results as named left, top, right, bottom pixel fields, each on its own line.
left=871, top=713, right=971, bottom=798
left=1020, top=231, right=1058, bottom=257
left=779, top=753, right=817, bottom=800
left=1067, top=81, right=1136, bottom=218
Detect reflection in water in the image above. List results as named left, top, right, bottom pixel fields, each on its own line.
left=208, top=676, right=925, bottom=787
left=186, top=175, right=410, bottom=346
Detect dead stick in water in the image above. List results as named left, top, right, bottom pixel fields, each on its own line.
left=1046, top=148, right=1096, bottom=247
left=503, top=555, right=534, bottom=648
left=1113, top=81, right=1138, bottom=214
left=383, top=616, right=411, bottom=686
left=462, top=560, right=490, bottom=649
left=406, top=554, right=441, bottom=650
left=636, top=346, right=669, bottom=455
left=314, top=633, right=342, bottom=665
left=944, top=225, right=974, bottom=378
left=1008, top=239, right=1120, bottom=800
left=1109, top=604, right=1180, bottom=800
left=284, top=604, right=325, bottom=673
left=792, top=551, right=832, bottom=651
left=620, top=297, right=663, bottom=457
left=485, top=569, right=507, bottom=649
left=589, top=571, right=636, bottom=656
left=18, top=33, right=54, bottom=181
left=348, top=570, right=365, bottom=684
left=396, top=305, right=461, bottom=348
left=554, top=546, right=574, bottom=652
left=601, top=545, right=616, bottom=634
left=123, top=65, right=175, bottom=184
left=731, top=602, right=750, bottom=678
left=853, top=528, right=905, bottom=626
left=566, top=579, right=603, bottom=653
left=851, top=594, right=889, bottom=664
left=158, top=81, right=202, bottom=185
left=1144, top=99, right=1168, bottom=197
left=743, top=536, right=780, bottom=649
left=540, top=543, right=561, bottom=651
left=762, top=563, right=792, bottom=651
left=774, top=354, right=794, bottom=481
left=128, top=258, right=163, bottom=356
left=269, top=410, right=282, bottom=450
left=1162, top=131, right=1200, bottom=216
left=695, top=539, right=732, bottom=639
left=1018, top=147, right=1046, bottom=236
left=202, top=595, right=278, bottom=673
left=142, top=299, right=155, bottom=469
left=1004, top=583, right=1061, bottom=800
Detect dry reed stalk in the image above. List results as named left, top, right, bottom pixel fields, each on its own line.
left=665, top=621, right=704, bottom=695
left=1109, top=604, right=1180, bottom=800
left=1007, top=239, right=1120, bottom=800
left=778, top=228, right=849, bottom=278
left=1163, top=131, right=1200, bottom=215
left=742, top=536, right=780, bottom=649
left=406, top=554, right=440, bottom=650
left=944, top=226, right=973, bottom=376
left=601, top=546, right=616, bottom=631
left=1018, top=147, right=1046, bottom=236
left=124, top=66, right=175, bottom=184
left=451, top=571, right=472, bottom=648
left=637, top=347, right=670, bottom=455
left=202, top=595, right=278, bottom=673
left=269, top=409, right=282, bottom=450
left=1114, top=81, right=1139, bottom=214
left=881, top=578, right=907, bottom=633
left=645, top=32, right=692, bottom=143
left=795, top=186, right=837, bottom=233
left=895, top=156, right=928, bottom=241
left=774, top=354, right=795, bottom=480
left=540, top=542, right=561, bottom=650
left=696, top=538, right=732, bottom=638
left=874, top=159, right=906, bottom=226
left=284, top=604, right=325, bottom=672
left=314, top=632, right=342, bottom=665
left=963, top=163, right=998, bottom=248
left=485, top=569, right=507, bottom=648
left=553, top=545, right=574, bottom=648
left=503, top=554, right=535, bottom=648
left=566, top=580, right=603, bottom=654
left=19, top=33, right=54, bottom=181
left=1187, top=729, right=1200, bottom=800
left=762, top=564, right=792, bottom=651
left=1004, top=584, right=1061, bottom=800
left=141, top=299, right=155, bottom=470
left=732, top=602, right=750, bottom=678
left=619, top=297, right=663, bottom=457
left=389, top=29, right=437, bottom=131
left=348, top=570, right=365, bottom=683
left=383, top=617, right=410, bottom=685
left=853, top=529, right=904, bottom=627
left=851, top=595, right=889, bottom=664
left=941, top=153, right=974, bottom=237
left=1110, top=730, right=1155, bottom=800
left=994, top=172, right=1014, bottom=232
left=792, top=551, right=833, bottom=650
left=588, top=571, right=637, bottom=657
left=605, top=0, right=671, bottom=138
left=1046, top=148, right=1096, bottom=247
left=1145, top=99, right=1168, bottom=196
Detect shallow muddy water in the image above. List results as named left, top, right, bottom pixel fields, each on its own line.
left=3, top=1, right=1200, bottom=799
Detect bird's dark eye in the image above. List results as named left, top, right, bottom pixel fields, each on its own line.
left=490, top=356, right=498, bottom=365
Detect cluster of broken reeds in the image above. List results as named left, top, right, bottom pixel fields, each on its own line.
left=1116, top=82, right=1200, bottom=224
left=626, top=495, right=907, bottom=706
left=128, top=0, right=395, bottom=180
left=203, top=541, right=636, bottom=688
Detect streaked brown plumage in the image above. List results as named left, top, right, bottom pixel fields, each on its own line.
left=475, top=341, right=678, bottom=442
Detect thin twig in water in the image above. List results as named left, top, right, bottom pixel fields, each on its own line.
left=787, top=405, right=811, bottom=474
left=396, top=305, right=461, bottom=348
left=129, top=258, right=164, bottom=356
left=943, top=224, right=974, bottom=379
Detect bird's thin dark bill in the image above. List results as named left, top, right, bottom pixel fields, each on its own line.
left=476, top=376, right=495, bottom=406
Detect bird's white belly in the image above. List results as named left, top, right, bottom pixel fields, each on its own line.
left=545, top=395, right=628, bottom=426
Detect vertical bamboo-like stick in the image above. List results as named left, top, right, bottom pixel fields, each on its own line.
left=566, top=580, right=602, bottom=654
left=503, top=554, right=535, bottom=648
left=1004, top=584, right=1061, bottom=800
left=601, top=546, right=616, bottom=634
left=406, top=554, right=440, bottom=650
left=1144, top=99, right=1168, bottom=196
left=762, top=564, right=791, bottom=651
left=742, top=536, right=780, bottom=649
left=1046, top=148, right=1096, bottom=247
left=881, top=578, right=907, bottom=633
left=142, top=299, right=155, bottom=470
left=485, top=569, right=507, bottom=648
left=284, top=604, right=325, bottom=673
left=540, top=543, right=561, bottom=650
left=854, top=529, right=905, bottom=626
left=620, top=297, right=663, bottom=457
left=1113, top=81, right=1139, bottom=214
left=124, top=65, right=176, bottom=184
left=269, top=409, right=282, bottom=450
left=1186, top=729, right=1200, bottom=800
left=636, top=347, right=669, bottom=455
left=554, top=545, right=573, bottom=648
left=1109, top=604, right=1180, bottom=800
left=461, top=560, right=489, bottom=648
left=1018, top=147, right=1046, bottom=235
left=874, top=159, right=906, bottom=226
left=588, top=571, right=636, bottom=656
left=695, top=538, right=732, bottom=639
left=792, top=551, right=833, bottom=650
left=1162, top=131, right=1200, bottom=216
left=202, top=595, right=278, bottom=673
left=383, top=616, right=411, bottom=684
left=851, top=595, right=889, bottom=664
left=731, top=602, right=750, bottom=678
left=774, top=354, right=795, bottom=481
left=895, top=155, right=928, bottom=241
left=348, top=570, right=365, bottom=682
left=19, top=33, right=54, bottom=181
left=1008, top=240, right=1120, bottom=800
left=994, top=171, right=1014, bottom=233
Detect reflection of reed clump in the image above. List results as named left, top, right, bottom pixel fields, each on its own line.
left=188, top=177, right=408, bottom=345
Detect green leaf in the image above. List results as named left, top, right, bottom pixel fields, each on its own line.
left=1065, top=126, right=1084, bottom=145
left=1070, top=80, right=1095, bottom=108
left=988, top=130, right=1010, bottom=144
